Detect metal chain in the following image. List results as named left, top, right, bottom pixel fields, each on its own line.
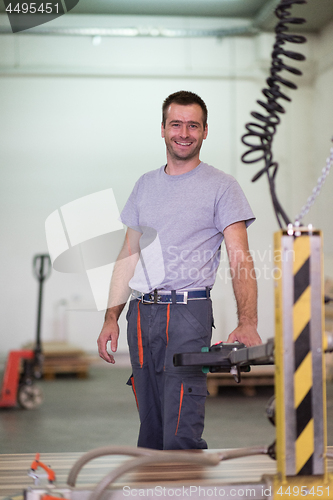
left=295, top=143, right=333, bottom=224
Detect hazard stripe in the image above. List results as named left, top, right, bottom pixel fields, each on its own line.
left=137, top=302, right=143, bottom=368
left=296, top=388, right=312, bottom=437
left=293, top=236, right=313, bottom=476
left=298, top=455, right=313, bottom=476
left=293, top=236, right=310, bottom=274
left=293, top=286, right=311, bottom=342
left=294, top=258, right=310, bottom=303
left=295, top=419, right=314, bottom=473
left=294, top=322, right=310, bottom=370
left=294, top=352, right=312, bottom=408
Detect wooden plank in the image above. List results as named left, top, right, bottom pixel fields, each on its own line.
left=42, top=359, right=90, bottom=379
left=23, top=342, right=86, bottom=358
left=21, top=342, right=92, bottom=379
left=1, top=448, right=333, bottom=499
left=207, top=366, right=275, bottom=397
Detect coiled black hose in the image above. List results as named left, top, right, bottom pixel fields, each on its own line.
left=241, top=0, right=307, bottom=228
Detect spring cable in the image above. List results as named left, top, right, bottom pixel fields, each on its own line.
left=241, top=0, right=307, bottom=228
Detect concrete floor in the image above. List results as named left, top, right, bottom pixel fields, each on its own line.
left=1, top=366, right=333, bottom=454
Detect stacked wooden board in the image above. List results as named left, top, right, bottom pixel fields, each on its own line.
left=207, top=365, right=275, bottom=397
left=23, top=342, right=91, bottom=379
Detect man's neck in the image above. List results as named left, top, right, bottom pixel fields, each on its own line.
left=165, top=156, right=201, bottom=176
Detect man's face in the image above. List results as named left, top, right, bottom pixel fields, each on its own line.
left=161, top=103, right=208, bottom=162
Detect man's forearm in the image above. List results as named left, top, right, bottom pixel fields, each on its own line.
left=230, top=255, right=258, bottom=327
left=104, top=304, right=127, bottom=323
left=105, top=250, right=139, bottom=322
left=223, top=221, right=261, bottom=346
left=223, top=221, right=258, bottom=328
left=104, top=228, right=141, bottom=323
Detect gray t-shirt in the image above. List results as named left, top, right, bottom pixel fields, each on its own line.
left=120, top=162, right=255, bottom=293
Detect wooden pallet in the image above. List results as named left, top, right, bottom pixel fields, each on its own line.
left=207, top=365, right=275, bottom=397
left=22, top=341, right=91, bottom=379
left=42, top=356, right=90, bottom=379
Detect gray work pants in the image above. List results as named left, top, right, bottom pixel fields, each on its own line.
left=126, top=298, right=213, bottom=450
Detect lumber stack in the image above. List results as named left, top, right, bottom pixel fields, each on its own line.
left=207, top=365, right=275, bottom=397
left=23, top=341, right=91, bottom=379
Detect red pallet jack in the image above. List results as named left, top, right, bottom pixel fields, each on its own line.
left=0, top=254, right=51, bottom=409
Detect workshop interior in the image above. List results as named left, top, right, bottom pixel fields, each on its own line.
left=1, top=0, right=333, bottom=498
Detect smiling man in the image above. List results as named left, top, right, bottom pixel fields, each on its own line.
left=97, top=90, right=261, bottom=451
left=162, top=99, right=208, bottom=171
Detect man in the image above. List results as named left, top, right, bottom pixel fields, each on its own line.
left=98, top=90, right=261, bottom=451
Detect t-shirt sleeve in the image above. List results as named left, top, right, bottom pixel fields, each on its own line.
left=119, top=180, right=142, bottom=232
left=214, top=180, right=255, bottom=233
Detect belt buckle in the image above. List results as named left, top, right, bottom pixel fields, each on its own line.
left=147, top=289, right=161, bottom=304
left=140, top=294, right=152, bottom=304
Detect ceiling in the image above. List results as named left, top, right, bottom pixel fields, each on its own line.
left=56, top=0, right=333, bottom=33
left=1, top=0, right=333, bottom=34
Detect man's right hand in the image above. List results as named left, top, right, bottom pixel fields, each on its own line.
left=97, top=319, right=119, bottom=364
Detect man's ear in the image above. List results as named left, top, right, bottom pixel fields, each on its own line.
left=204, top=123, right=208, bottom=140
left=161, top=122, right=165, bottom=138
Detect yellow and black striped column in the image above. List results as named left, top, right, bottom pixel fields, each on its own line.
left=274, top=227, right=327, bottom=479
left=293, top=235, right=313, bottom=475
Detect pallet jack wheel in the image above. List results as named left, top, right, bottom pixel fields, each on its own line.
left=18, top=383, right=43, bottom=410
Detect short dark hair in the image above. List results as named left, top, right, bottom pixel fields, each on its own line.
left=162, top=91, right=208, bottom=128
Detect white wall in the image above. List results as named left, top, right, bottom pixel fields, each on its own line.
left=0, top=14, right=332, bottom=356
left=310, top=20, right=333, bottom=277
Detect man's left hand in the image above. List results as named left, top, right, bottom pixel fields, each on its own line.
left=226, top=324, right=262, bottom=347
